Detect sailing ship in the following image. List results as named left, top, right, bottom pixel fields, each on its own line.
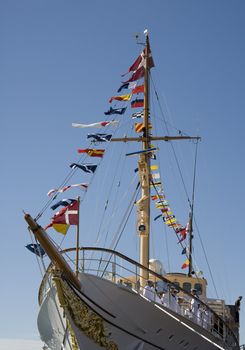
left=24, top=30, right=241, bottom=350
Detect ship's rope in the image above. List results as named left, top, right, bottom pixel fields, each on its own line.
left=33, top=121, right=123, bottom=222
left=149, top=75, right=193, bottom=268
left=27, top=228, right=74, bottom=349
left=150, top=76, right=197, bottom=272
left=150, top=180, right=189, bottom=256
left=84, top=123, right=137, bottom=272
left=150, top=73, right=192, bottom=208
left=99, top=182, right=140, bottom=278
left=191, top=142, right=219, bottom=298
left=103, top=175, right=139, bottom=250
left=94, top=175, right=139, bottom=276
left=27, top=227, right=47, bottom=277
left=28, top=238, right=74, bottom=350
left=91, top=119, right=132, bottom=248
left=150, top=72, right=219, bottom=298
left=150, top=89, right=172, bottom=272
left=28, top=119, right=130, bottom=272
left=192, top=218, right=219, bottom=299
left=31, top=112, right=135, bottom=263
left=27, top=223, right=76, bottom=281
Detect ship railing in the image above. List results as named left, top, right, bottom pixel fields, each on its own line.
left=39, top=246, right=239, bottom=349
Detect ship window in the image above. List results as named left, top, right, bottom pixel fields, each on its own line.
left=194, top=283, right=202, bottom=295
left=183, top=282, right=191, bottom=293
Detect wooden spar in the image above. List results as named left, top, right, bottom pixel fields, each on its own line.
left=110, top=136, right=201, bottom=142
left=24, top=213, right=81, bottom=290
left=138, top=32, right=151, bottom=286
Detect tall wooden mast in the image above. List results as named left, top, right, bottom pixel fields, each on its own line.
left=138, top=31, right=151, bottom=285
left=109, top=31, right=200, bottom=286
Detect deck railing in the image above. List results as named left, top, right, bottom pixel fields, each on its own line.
left=39, top=246, right=239, bottom=350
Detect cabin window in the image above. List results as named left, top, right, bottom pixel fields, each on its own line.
left=183, top=282, right=192, bottom=293
left=173, top=282, right=180, bottom=288
left=194, top=283, right=202, bottom=295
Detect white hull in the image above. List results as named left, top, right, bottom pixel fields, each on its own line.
left=38, top=272, right=229, bottom=350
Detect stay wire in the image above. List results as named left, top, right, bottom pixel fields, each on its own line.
left=96, top=174, right=139, bottom=274
left=150, top=76, right=200, bottom=271
left=150, top=86, right=174, bottom=271
left=100, top=183, right=140, bottom=278
left=27, top=228, right=47, bottom=278
left=150, top=73, right=193, bottom=209
left=186, top=126, right=219, bottom=297
left=87, top=142, right=129, bottom=272
left=193, top=218, right=219, bottom=299
left=34, top=121, right=122, bottom=221
left=151, top=181, right=187, bottom=252
left=93, top=121, right=132, bottom=247
left=26, top=230, right=73, bottom=349
left=151, top=74, right=219, bottom=297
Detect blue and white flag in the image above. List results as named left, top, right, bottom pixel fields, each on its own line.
left=70, top=163, right=97, bottom=173
left=26, top=243, right=46, bottom=257
left=104, top=107, right=127, bottom=115
left=87, top=133, right=112, bottom=142
left=51, top=198, right=76, bottom=210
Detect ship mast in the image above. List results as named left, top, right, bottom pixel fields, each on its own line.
left=110, top=31, right=200, bottom=286
left=138, top=31, right=151, bottom=285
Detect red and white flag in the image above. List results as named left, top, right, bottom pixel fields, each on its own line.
left=45, top=201, right=79, bottom=234
left=72, top=121, right=119, bottom=128
left=122, top=47, right=154, bottom=82
left=52, top=200, right=79, bottom=225
left=47, top=183, right=88, bottom=197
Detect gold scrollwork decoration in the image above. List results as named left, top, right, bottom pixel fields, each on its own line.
left=52, top=270, right=118, bottom=350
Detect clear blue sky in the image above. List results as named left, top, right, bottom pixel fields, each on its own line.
left=1, top=0, right=245, bottom=348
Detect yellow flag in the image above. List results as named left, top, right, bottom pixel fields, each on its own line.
left=165, top=218, right=177, bottom=225
left=181, top=259, right=190, bottom=269
left=109, top=94, right=132, bottom=103
left=150, top=165, right=158, bottom=170
left=53, top=224, right=70, bottom=235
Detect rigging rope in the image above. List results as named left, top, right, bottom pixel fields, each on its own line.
left=150, top=73, right=192, bottom=208
left=34, top=120, right=124, bottom=221
left=100, top=182, right=140, bottom=278
left=93, top=120, right=132, bottom=248
left=150, top=72, right=219, bottom=298
left=27, top=229, right=73, bottom=350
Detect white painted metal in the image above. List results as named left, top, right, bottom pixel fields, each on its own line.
left=38, top=273, right=228, bottom=350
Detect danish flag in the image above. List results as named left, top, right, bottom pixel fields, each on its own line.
left=53, top=200, right=79, bottom=225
